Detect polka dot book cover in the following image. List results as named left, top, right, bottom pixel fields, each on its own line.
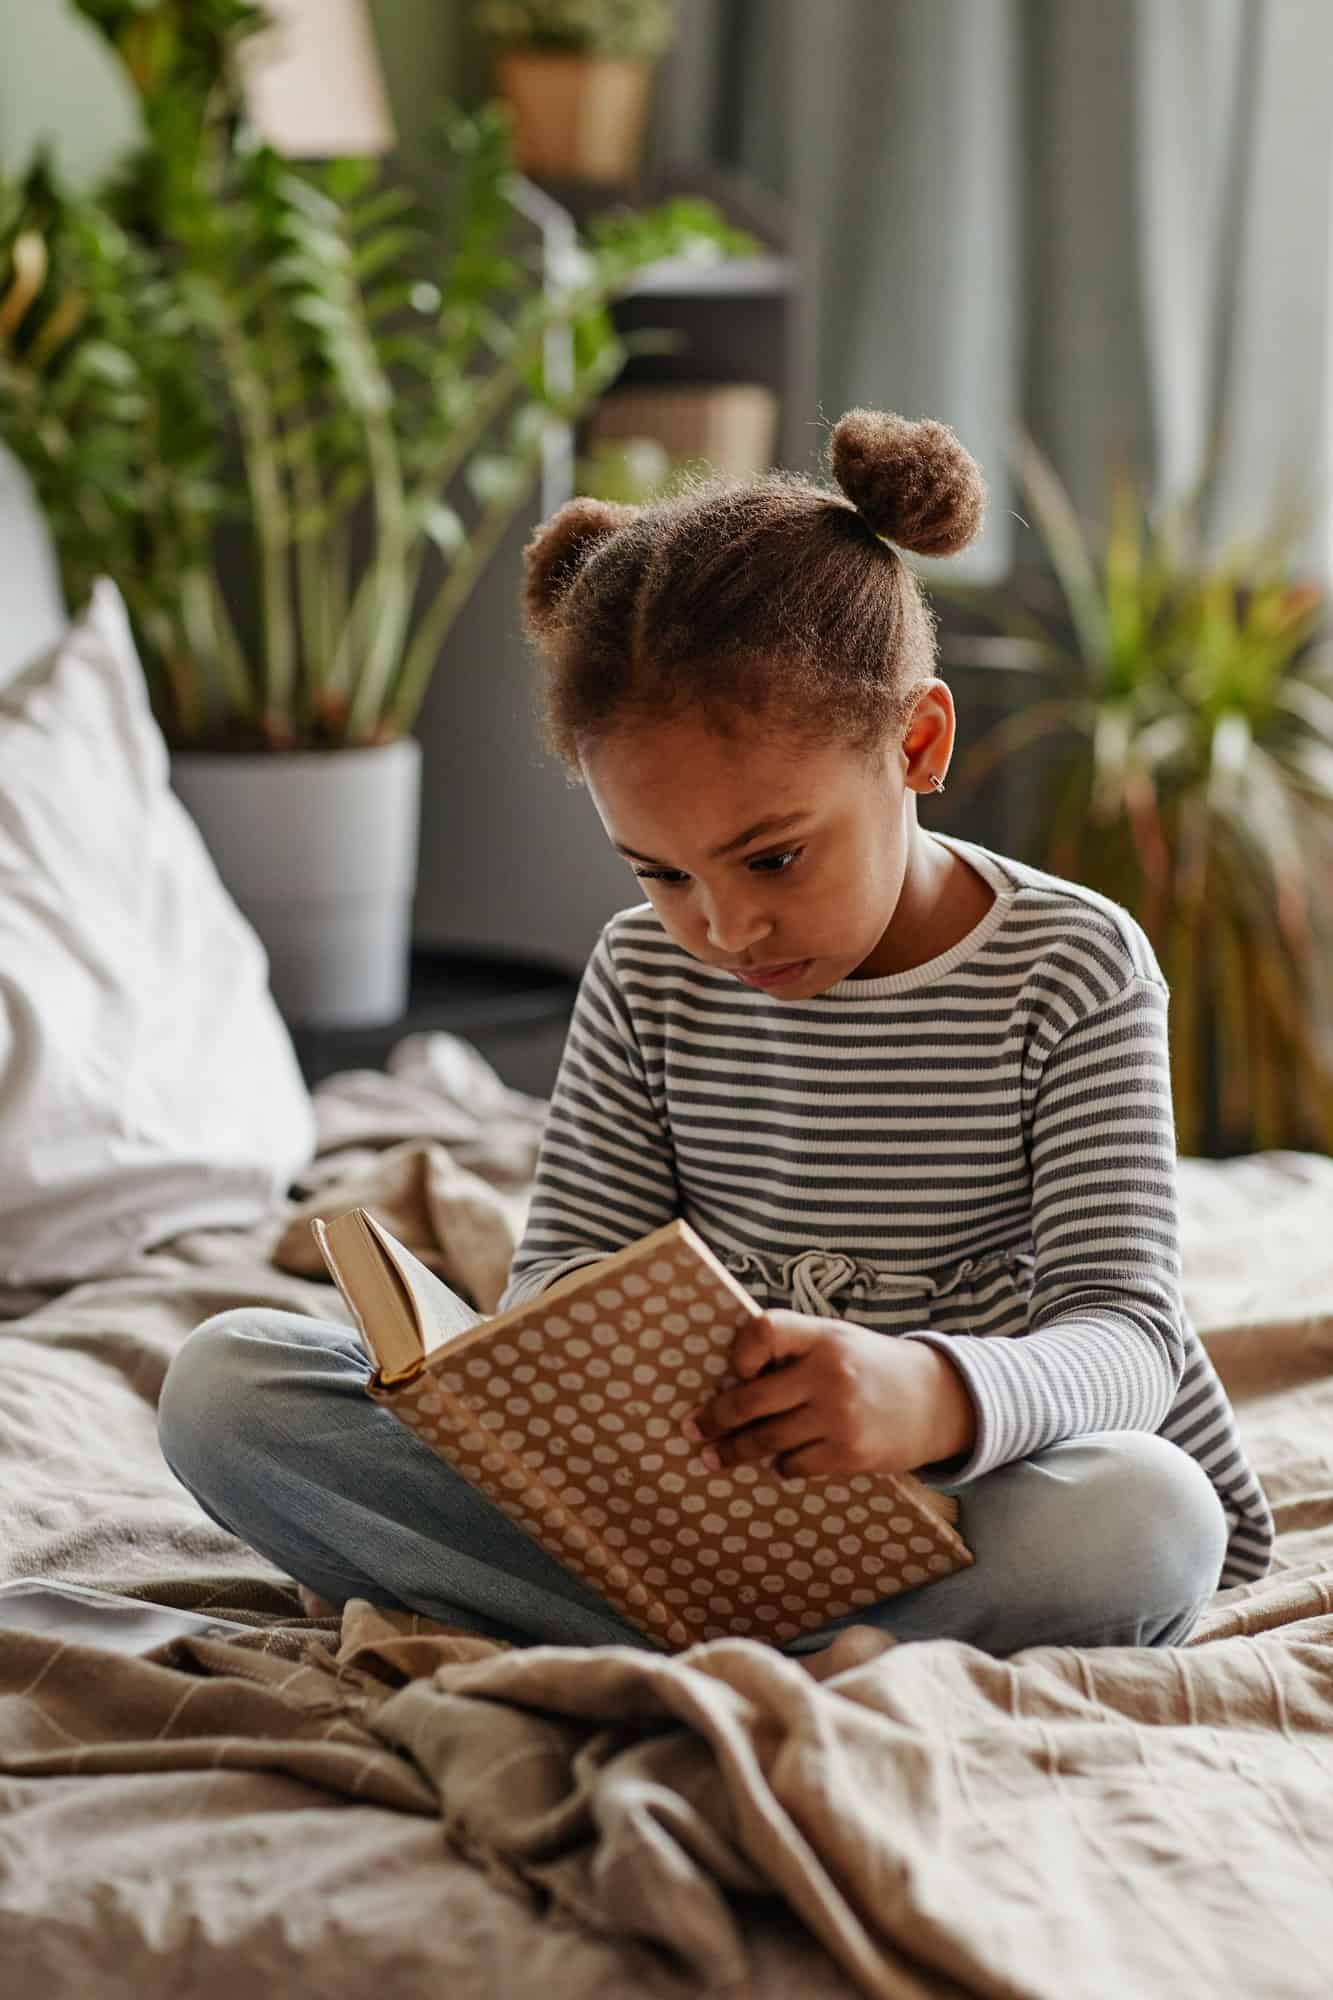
left=312, top=1211, right=974, bottom=1651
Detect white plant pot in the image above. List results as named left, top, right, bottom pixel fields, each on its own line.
left=170, top=738, right=421, bottom=1028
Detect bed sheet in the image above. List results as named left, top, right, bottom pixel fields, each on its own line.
left=2, top=1033, right=1331, bottom=1998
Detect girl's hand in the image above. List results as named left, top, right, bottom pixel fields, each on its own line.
left=681, top=1311, right=977, bottom=1480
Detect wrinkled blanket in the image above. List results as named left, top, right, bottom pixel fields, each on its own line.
left=2, top=1032, right=1333, bottom=1998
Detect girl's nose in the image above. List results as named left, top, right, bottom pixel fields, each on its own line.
left=700, top=888, right=772, bottom=957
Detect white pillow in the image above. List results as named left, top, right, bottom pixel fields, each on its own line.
left=0, top=579, right=316, bottom=1285
left=0, top=446, right=68, bottom=692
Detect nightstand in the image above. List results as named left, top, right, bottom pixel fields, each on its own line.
left=286, top=948, right=579, bottom=1099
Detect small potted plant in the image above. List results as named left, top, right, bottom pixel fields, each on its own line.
left=937, top=432, right=1333, bottom=1156
left=478, top=0, right=678, bottom=183
left=0, top=0, right=749, bottom=1027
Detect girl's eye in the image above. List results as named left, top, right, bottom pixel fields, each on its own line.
left=632, top=847, right=804, bottom=886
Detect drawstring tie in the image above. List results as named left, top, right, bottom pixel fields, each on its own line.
left=785, top=1249, right=930, bottom=1318
left=722, top=1243, right=1030, bottom=1318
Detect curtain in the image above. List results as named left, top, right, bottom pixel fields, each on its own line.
left=648, top=0, right=1333, bottom=586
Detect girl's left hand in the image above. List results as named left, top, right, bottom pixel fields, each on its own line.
left=681, top=1311, right=977, bottom=1479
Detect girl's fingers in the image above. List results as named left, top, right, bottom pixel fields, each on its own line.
left=773, top=1438, right=838, bottom=1478
left=685, top=1361, right=808, bottom=1444
left=731, top=1309, right=825, bottom=1379
left=695, top=1408, right=825, bottom=1472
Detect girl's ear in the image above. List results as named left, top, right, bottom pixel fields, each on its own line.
left=899, top=682, right=956, bottom=788
left=522, top=498, right=639, bottom=636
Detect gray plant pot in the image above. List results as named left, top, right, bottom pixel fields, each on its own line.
left=170, top=738, right=421, bottom=1029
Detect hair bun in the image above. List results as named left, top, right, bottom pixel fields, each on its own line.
left=829, top=408, right=986, bottom=557
left=522, top=497, right=638, bottom=635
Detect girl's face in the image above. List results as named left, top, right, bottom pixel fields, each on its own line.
left=581, top=688, right=957, bottom=996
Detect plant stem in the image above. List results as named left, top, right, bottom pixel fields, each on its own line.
left=214, top=301, right=295, bottom=728
left=265, top=313, right=330, bottom=719
left=343, top=400, right=411, bottom=739
left=325, top=520, right=349, bottom=678
left=407, top=275, right=616, bottom=525
left=141, top=603, right=199, bottom=736
left=323, top=334, right=540, bottom=712
left=179, top=564, right=251, bottom=715
left=388, top=333, right=629, bottom=733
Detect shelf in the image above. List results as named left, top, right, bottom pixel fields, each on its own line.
left=619, top=251, right=794, bottom=298
left=525, top=161, right=796, bottom=299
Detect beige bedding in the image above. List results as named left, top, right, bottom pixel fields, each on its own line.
left=2, top=1031, right=1332, bottom=1997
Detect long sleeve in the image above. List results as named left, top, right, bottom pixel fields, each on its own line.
left=496, top=923, right=679, bottom=1310
left=905, top=974, right=1188, bottom=1484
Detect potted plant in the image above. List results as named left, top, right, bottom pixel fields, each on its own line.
left=478, top=0, right=678, bottom=184
left=0, top=0, right=751, bottom=1026
left=937, top=433, right=1333, bottom=1156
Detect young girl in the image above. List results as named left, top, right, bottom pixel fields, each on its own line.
left=158, top=408, right=1273, bottom=1659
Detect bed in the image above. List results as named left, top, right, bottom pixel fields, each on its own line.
left=2, top=1024, right=1333, bottom=1998
left=5, top=472, right=1333, bottom=1995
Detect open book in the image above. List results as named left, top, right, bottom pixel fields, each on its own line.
left=311, top=1210, right=974, bottom=1651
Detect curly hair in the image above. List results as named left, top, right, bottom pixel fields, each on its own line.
left=520, top=408, right=988, bottom=775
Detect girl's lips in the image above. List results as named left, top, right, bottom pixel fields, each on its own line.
left=736, top=958, right=812, bottom=988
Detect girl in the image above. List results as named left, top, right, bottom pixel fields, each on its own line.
left=158, top=409, right=1273, bottom=1659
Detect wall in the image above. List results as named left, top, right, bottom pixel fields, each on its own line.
left=0, top=0, right=139, bottom=184
left=366, top=0, right=486, bottom=173
left=0, top=0, right=481, bottom=182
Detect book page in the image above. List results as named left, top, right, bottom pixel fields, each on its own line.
left=361, top=1213, right=485, bottom=1359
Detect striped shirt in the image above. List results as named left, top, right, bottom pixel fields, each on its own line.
left=499, top=831, right=1274, bottom=1591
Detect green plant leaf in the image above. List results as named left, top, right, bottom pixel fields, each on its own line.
left=75, top=339, right=138, bottom=385
left=352, top=227, right=427, bottom=284
left=1205, top=710, right=1251, bottom=814
left=1272, top=739, right=1333, bottom=809
left=1274, top=676, right=1333, bottom=744
left=1010, top=427, right=1108, bottom=672
left=322, top=157, right=377, bottom=204
left=420, top=499, right=465, bottom=557
left=465, top=451, right=525, bottom=507
left=1090, top=703, right=1133, bottom=820
left=1103, top=459, right=1148, bottom=685
left=1240, top=741, right=1315, bottom=957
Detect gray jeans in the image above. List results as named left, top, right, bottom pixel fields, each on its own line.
left=157, top=1309, right=1230, bottom=1656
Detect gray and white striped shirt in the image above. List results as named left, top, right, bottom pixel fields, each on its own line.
left=499, top=832, right=1273, bottom=1591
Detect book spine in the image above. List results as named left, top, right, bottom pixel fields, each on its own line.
left=368, top=1376, right=693, bottom=1651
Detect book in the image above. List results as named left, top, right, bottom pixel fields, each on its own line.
left=311, top=1209, right=975, bottom=1651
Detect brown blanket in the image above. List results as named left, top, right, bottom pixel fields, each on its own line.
left=2, top=1032, right=1332, bottom=1998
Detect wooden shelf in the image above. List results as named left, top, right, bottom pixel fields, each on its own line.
left=522, top=161, right=800, bottom=465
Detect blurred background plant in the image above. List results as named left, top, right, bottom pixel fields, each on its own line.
left=477, top=0, right=678, bottom=59
left=939, top=431, right=1333, bottom=1157
left=574, top=432, right=689, bottom=501
left=0, top=0, right=749, bottom=750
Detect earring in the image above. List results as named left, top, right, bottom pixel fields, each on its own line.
left=928, top=773, right=946, bottom=794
